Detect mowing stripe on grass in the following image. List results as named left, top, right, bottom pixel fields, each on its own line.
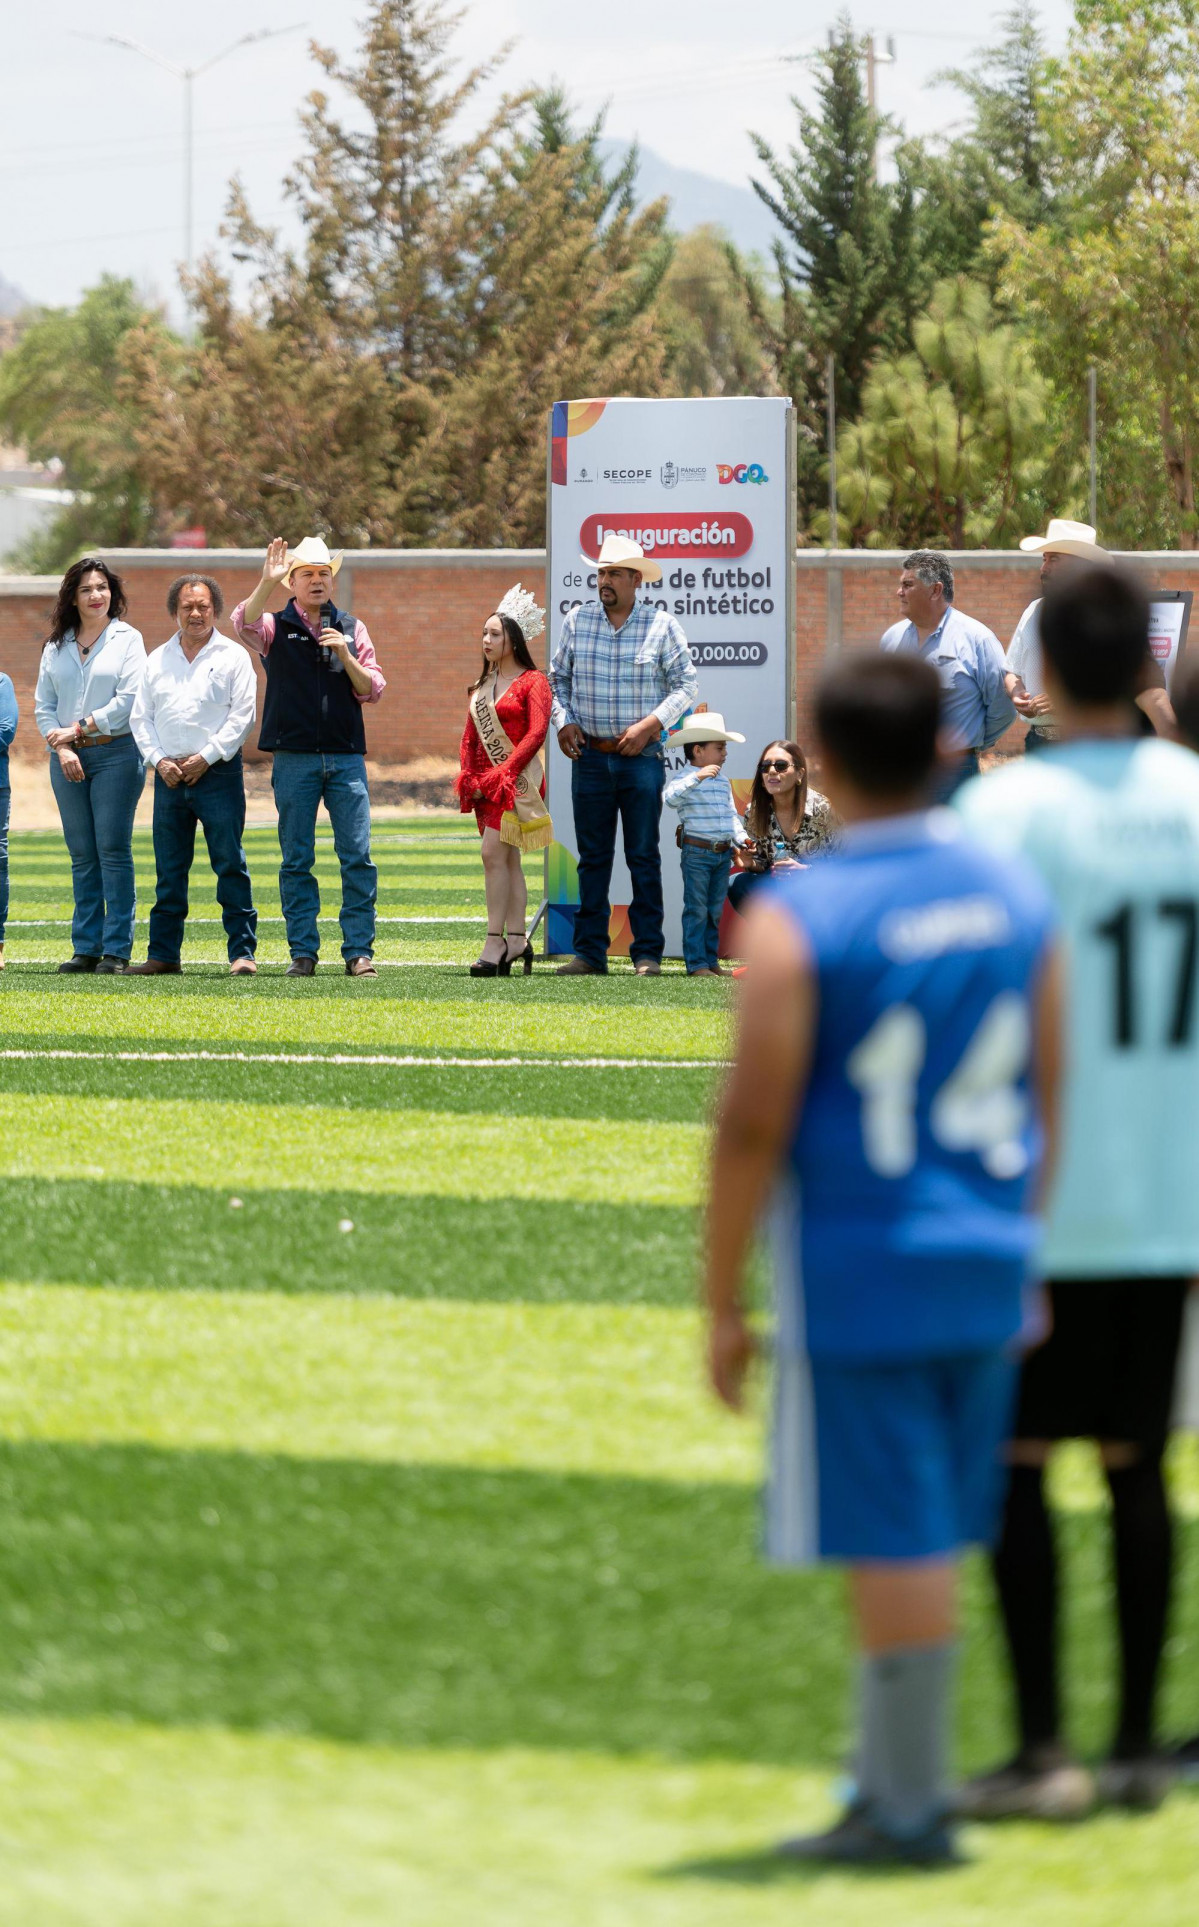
left=0, top=1094, right=703, bottom=1204
left=0, top=1284, right=757, bottom=1485
left=0, top=1048, right=726, bottom=1069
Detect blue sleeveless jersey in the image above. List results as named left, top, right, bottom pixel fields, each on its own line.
left=769, top=812, right=1055, bottom=1362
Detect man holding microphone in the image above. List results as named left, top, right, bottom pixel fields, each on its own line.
left=233, top=537, right=387, bottom=978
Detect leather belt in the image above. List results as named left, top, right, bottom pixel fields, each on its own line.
left=79, top=732, right=115, bottom=746
left=586, top=735, right=625, bottom=753
left=682, top=833, right=732, bottom=853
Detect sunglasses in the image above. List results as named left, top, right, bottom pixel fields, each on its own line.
left=759, top=758, right=795, bottom=774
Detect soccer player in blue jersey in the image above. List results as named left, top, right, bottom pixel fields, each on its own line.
left=706, top=652, right=1061, bottom=1866
left=956, top=564, right=1199, bottom=1816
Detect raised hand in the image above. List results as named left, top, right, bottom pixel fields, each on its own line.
left=261, top=536, right=290, bottom=586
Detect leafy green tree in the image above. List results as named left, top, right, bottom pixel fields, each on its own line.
left=0, top=277, right=172, bottom=568
left=739, top=15, right=920, bottom=524
left=992, top=0, right=1199, bottom=546
left=659, top=227, right=774, bottom=399
left=832, top=277, right=1052, bottom=547
left=129, top=8, right=681, bottom=547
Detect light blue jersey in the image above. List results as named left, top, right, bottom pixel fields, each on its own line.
left=769, top=811, right=1055, bottom=1362
left=956, top=739, right=1199, bottom=1277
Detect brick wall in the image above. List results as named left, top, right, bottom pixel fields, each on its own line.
left=5, top=548, right=1199, bottom=764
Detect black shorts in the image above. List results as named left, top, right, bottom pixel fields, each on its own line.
left=1013, top=1277, right=1191, bottom=1450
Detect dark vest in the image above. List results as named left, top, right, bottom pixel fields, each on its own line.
left=258, top=598, right=367, bottom=754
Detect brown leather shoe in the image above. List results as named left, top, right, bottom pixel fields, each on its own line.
left=634, top=960, right=662, bottom=976
left=556, top=955, right=604, bottom=975
left=229, top=957, right=257, bottom=976
left=687, top=968, right=720, bottom=977
left=126, top=958, right=181, bottom=975
left=286, top=956, right=317, bottom=977
left=345, top=957, right=378, bottom=977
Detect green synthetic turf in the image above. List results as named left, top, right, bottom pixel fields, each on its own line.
left=0, top=818, right=1197, bottom=1924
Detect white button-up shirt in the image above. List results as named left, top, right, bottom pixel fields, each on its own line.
left=34, top=620, right=147, bottom=739
left=131, top=631, right=258, bottom=768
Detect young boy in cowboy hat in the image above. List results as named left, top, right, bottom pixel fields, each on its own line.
left=664, top=711, right=749, bottom=976
left=233, top=536, right=387, bottom=977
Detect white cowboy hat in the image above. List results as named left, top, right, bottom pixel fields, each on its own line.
left=1019, top=518, right=1111, bottom=562
left=582, top=532, right=663, bottom=585
left=671, top=709, right=745, bottom=746
left=283, top=536, right=343, bottom=584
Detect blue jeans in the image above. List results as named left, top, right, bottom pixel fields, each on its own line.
left=0, top=779, right=8, bottom=943
left=271, top=750, right=377, bottom=961
left=680, top=844, right=732, bottom=972
left=934, top=749, right=981, bottom=803
left=570, top=745, right=666, bottom=968
left=49, top=734, right=144, bottom=960
left=148, top=755, right=257, bottom=963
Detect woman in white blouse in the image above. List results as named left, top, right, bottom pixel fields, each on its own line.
left=35, top=557, right=147, bottom=973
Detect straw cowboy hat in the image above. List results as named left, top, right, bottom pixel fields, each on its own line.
left=283, top=536, right=343, bottom=585
left=583, top=532, right=663, bottom=585
left=671, top=709, right=745, bottom=746
left=1019, top=518, right=1111, bottom=562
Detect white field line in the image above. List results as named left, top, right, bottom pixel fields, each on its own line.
left=0, top=1048, right=724, bottom=1069
left=6, top=915, right=484, bottom=926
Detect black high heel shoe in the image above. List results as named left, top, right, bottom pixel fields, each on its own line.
left=470, top=931, right=506, bottom=977
left=498, top=938, right=534, bottom=977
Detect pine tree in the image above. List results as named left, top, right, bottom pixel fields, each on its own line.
left=738, top=15, right=908, bottom=523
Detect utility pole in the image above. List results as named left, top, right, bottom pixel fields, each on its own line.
left=79, top=25, right=304, bottom=276
left=827, top=352, right=838, bottom=540
left=863, top=34, right=896, bottom=180
left=1088, top=366, right=1098, bottom=529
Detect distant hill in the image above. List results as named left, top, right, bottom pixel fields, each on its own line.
left=599, top=140, right=779, bottom=261
left=0, top=272, right=28, bottom=318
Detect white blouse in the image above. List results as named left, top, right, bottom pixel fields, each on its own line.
left=34, top=620, right=147, bottom=740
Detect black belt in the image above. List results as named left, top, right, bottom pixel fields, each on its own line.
left=682, top=833, right=732, bottom=853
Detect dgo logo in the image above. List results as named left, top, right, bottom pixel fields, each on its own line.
left=717, top=462, right=769, bottom=485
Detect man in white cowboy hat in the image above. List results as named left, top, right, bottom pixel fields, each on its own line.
left=1008, top=519, right=1175, bottom=749
left=233, top=536, right=387, bottom=977
left=548, top=533, right=698, bottom=975
left=664, top=710, right=749, bottom=976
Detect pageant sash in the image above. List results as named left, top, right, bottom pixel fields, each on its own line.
left=469, top=680, right=554, bottom=852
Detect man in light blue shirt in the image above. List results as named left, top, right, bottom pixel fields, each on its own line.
left=881, top=551, right=1015, bottom=793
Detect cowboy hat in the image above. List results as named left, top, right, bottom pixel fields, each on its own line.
left=582, top=532, right=663, bottom=585
left=1019, top=518, right=1111, bottom=562
left=283, top=536, right=343, bottom=584
left=671, top=709, right=745, bottom=746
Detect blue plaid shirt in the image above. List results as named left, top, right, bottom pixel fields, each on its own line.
left=549, top=599, right=698, bottom=739
left=664, top=767, right=750, bottom=846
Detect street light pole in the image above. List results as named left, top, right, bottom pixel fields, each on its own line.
left=76, top=25, right=304, bottom=275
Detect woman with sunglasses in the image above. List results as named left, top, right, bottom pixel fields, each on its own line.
left=728, top=739, right=838, bottom=913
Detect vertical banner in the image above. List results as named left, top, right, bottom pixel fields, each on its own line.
left=545, top=396, right=795, bottom=959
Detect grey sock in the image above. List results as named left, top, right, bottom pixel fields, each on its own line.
left=857, top=1642, right=955, bottom=1837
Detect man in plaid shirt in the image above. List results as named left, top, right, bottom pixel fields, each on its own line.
left=550, top=535, right=698, bottom=975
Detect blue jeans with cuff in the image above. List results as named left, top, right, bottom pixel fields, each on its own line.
left=680, top=843, right=732, bottom=973
left=570, top=745, right=665, bottom=969
left=0, top=778, right=9, bottom=943
left=49, top=734, right=144, bottom=960
left=148, top=755, right=257, bottom=963
left=271, top=750, right=377, bottom=962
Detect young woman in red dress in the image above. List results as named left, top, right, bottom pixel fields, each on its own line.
left=454, top=592, right=552, bottom=976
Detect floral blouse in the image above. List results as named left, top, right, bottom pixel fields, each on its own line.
left=746, top=789, right=839, bottom=865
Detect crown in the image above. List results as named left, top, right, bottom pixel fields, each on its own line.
left=496, top=582, right=545, bottom=642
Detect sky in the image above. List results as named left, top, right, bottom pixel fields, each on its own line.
left=7, top=1, right=1076, bottom=318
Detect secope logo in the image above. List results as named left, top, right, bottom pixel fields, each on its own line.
left=580, top=512, right=754, bottom=559
left=602, top=467, right=653, bottom=484
left=717, top=462, right=769, bottom=485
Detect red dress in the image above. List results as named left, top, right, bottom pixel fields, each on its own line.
left=454, top=669, right=553, bottom=834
